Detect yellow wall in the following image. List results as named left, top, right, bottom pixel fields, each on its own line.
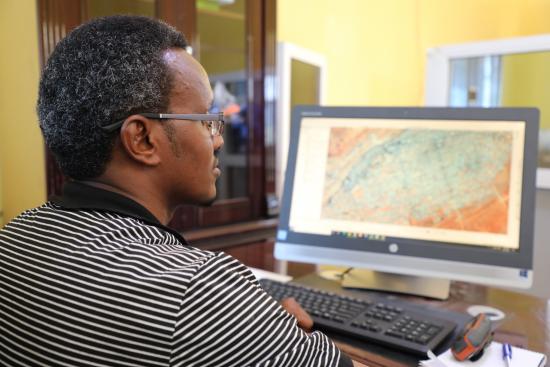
left=501, top=52, right=550, bottom=129
left=277, top=0, right=550, bottom=106
left=0, top=0, right=45, bottom=225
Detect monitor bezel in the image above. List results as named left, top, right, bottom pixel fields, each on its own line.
left=277, top=106, right=539, bottom=273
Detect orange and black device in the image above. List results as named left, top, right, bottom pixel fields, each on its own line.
left=451, top=313, right=494, bottom=361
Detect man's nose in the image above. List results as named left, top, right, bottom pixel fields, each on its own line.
left=214, top=134, right=224, bottom=150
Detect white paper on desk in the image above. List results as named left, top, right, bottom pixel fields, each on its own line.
left=419, top=342, right=547, bottom=367
left=249, top=267, right=292, bottom=283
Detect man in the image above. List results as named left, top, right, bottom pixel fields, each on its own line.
left=0, top=15, right=364, bottom=367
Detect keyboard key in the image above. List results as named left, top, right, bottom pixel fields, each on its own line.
left=333, top=316, right=345, bottom=323
left=385, top=330, right=403, bottom=338
left=416, top=334, right=433, bottom=344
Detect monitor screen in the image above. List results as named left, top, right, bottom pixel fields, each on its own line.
left=275, top=106, right=539, bottom=292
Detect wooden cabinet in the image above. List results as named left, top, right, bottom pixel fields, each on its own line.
left=38, top=0, right=278, bottom=270
left=225, top=241, right=276, bottom=271
left=183, top=218, right=278, bottom=271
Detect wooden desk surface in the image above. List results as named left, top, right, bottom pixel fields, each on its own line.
left=295, top=274, right=549, bottom=367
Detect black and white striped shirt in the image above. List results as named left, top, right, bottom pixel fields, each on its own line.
left=1, top=182, right=352, bottom=367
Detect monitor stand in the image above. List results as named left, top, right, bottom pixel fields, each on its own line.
left=340, top=268, right=451, bottom=300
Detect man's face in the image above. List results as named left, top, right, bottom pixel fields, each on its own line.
left=159, top=49, right=224, bottom=206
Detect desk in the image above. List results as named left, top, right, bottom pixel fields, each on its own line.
left=294, top=274, right=549, bottom=367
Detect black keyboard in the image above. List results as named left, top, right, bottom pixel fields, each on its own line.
left=260, top=278, right=457, bottom=355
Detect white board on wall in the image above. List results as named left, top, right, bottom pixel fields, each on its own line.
left=276, top=42, right=327, bottom=200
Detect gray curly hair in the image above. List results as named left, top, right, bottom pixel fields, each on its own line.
left=37, top=15, right=188, bottom=179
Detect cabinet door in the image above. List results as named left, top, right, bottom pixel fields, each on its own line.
left=170, top=0, right=276, bottom=230
left=39, top=0, right=276, bottom=232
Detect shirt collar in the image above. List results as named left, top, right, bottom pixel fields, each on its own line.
left=50, top=181, right=188, bottom=244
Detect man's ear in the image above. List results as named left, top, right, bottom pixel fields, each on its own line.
left=118, top=115, right=162, bottom=166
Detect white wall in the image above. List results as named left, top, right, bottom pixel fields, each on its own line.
left=529, top=190, right=550, bottom=298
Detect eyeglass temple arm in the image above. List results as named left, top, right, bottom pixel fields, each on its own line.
left=100, top=112, right=224, bottom=132
left=100, top=120, right=124, bottom=133
left=141, top=112, right=225, bottom=121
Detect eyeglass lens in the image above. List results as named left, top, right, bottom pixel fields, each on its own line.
left=205, top=120, right=224, bottom=136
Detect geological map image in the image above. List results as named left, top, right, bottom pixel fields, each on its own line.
left=321, top=128, right=513, bottom=234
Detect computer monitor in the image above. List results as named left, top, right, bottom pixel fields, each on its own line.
left=275, top=106, right=539, bottom=299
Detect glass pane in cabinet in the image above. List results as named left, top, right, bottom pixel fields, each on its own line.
left=197, top=0, right=248, bottom=200
left=85, top=0, right=155, bottom=18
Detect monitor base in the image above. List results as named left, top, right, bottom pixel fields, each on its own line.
left=340, top=268, right=450, bottom=300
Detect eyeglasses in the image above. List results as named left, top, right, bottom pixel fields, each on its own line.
left=101, top=112, right=225, bottom=136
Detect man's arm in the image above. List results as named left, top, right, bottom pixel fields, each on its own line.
left=280, top=297, right=313, bottom=331
left=171, top=253, right=346, bottom=367
left=280, top=297, right=370, bottom=367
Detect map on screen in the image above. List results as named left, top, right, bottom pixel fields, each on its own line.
left=321, top=128, right=513, bottom=235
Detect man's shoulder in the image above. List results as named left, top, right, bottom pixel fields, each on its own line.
left=2, top=201, right=216, bottom=274
left=188, top=250, right=260, bottom=289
